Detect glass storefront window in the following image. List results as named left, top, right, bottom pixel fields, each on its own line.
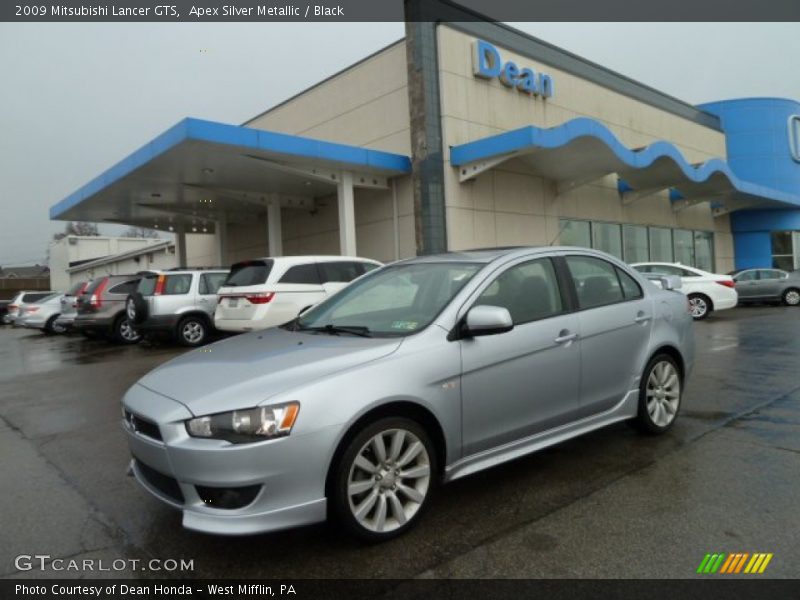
left=649, top=227, right=673, bottom=262
left=771, top=231, right=793, bottom=255
left=591, top=222, right=622, bottom=259
left=622, top=225, right=649, bottom=263
left=693, top=231, right=714, bottom=272
left=673, top=229, right=695, bottom=265
left=559, top=219, right=591, bottom=248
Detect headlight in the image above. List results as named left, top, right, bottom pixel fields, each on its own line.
left=186, top=402, right=299, bottom=444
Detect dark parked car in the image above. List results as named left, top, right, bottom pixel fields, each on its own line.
left=729, top=268, right=800, bottom=306
left=73, top=274, right=143, bottom=343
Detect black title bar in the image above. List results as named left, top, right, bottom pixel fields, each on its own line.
left=3, top=0, right=800, bottom=22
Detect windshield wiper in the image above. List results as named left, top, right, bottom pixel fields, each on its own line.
left=300, top=324, right=372, bottom=338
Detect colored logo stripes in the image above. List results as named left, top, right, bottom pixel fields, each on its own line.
left=697, top=552, right=773, bottom=574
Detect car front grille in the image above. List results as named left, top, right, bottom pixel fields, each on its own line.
left=135, top=459, right=184, bottom=504
left=124, top=410, right=163, bottom=441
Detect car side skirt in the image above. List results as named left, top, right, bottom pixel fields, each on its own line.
left=444, top=388, right=639, bottom=482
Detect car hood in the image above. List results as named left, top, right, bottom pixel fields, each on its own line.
left=136, top=327, right=403, bottom=416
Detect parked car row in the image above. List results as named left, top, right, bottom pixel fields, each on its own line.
left=3, top=255, right=383, bottom=345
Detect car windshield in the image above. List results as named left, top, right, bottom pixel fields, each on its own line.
left=293, top=262, right=482, bottom=337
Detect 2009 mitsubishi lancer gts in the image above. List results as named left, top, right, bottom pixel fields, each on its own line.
left=122, top=247, right=693, bottom=541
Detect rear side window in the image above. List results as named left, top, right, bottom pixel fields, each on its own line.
left=280, top=264, right=322, bottom=285
left=108, top=280, right=139, bottom=295
left=199, top=273, right=228, bottom=295
left=566, top=256, right=625, bottom=310
left=162, top=275, right=192, bottom=295
left=21, top=292, right=51, bottom=303
left=318, top=261, right=362, bottom=284
left=137, top=275, right=157, bottom=296
left=224, top=261, right=273, bottom=287
left=735, top=270, right=757, bottom=282
left=617, top=268, right=643, bottom=299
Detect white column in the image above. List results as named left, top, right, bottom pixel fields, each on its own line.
left=267, top=202, right=283, bottom=257
left=337, top=171, right=357, bottom=256
left=176, top=228, right=187, bottom=268
left=216, top=213, right=228, bottom=267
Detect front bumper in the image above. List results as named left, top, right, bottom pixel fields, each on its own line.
left=122, top=384, right=335, bottom=535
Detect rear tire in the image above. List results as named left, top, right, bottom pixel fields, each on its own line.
left=113, top=315, right=141, bottom=345
left=44, top=315, right=65, bottom=335
left=177, top=316, right=208, bottom=347
left=330, top=417, right=437, bottom=542
left=687, top=293, right=711, bottom=320
left=782, top=288, right=800, bottom=307
left=633, top=354, right=682, bottom=435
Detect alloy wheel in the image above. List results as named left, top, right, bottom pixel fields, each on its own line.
left=784, top=289, right=800, bottom=306
left=119, top=319, right=140, bottom=342
left=181, top=320, right=205, bottom=345
left=688, top=296, right=708, bottom=319
left=347, top=428, right=431, bottom=534
left=646, top=360, right=680, bottom=428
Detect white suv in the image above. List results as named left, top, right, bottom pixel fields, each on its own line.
left=631, top=262, right=737, bottom=320
left=214, top=256, right=382, bottom=333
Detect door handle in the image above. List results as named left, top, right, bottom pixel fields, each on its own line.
left=554, top=331, right=578, bottom=344
left=634, top=313, right=651, bottom=324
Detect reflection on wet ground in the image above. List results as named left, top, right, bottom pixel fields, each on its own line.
left=1, top=305, right=799, bottom=579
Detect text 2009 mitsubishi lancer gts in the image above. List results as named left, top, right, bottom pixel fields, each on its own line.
left=122, top=247, right=693, bottom=541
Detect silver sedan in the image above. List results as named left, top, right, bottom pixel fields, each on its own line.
left=122, top=247, right=694, bottom=541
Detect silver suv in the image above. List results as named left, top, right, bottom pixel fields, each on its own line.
left=126, top=269, right=229, bottom=347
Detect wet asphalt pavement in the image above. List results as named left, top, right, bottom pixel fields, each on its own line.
left=1, top=305, right=799, bottom=579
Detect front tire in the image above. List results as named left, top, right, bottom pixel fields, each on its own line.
left=113, top=315, right=141, bottom=345
left=687, top=293, right=711, bottom=320
left=782, top=288, right=800, bottom=307
left=177, top=316, right=208, bottom=347
left=331, top=417, right=437, bottom=542
left=634, top=354, right=682, bottom=434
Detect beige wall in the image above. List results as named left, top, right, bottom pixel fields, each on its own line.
left=67, top=246, right=177, bottom=287
left=246, top=40, right=411, bottom=156
left=437, top=26, right=734, bottom=272
left=241, top=40, right=415, bottom=262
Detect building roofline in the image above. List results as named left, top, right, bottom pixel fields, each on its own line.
left=67, top=240, right=173, bottom=273
left=242, top=38, right=406, bottom=127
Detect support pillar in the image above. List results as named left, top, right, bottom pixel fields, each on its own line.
left=337, top=171, right=357, bottom=256
left=267, top=202, right=283, bottom=257
left=176, top=228, right=187, bottom=268
left=216, top=214, right=228, bottom=267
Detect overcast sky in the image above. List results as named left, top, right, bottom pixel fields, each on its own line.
left=1, top=22, right=798, bottom=267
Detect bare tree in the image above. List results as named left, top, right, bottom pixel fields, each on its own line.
left=122, top=226, right=162, bottom=239
left=52, top=221, right=101, bottom=241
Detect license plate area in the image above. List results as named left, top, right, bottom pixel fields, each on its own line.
left=228, top=298, right=239, bottom=308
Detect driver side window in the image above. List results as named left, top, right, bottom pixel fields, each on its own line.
left=475, top=258, right=564, bottom=325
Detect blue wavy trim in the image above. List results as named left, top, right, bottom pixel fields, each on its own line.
left=450, top=117, right=800, bottom=208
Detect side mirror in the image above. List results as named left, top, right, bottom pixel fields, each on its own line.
left=646, top=274, right=682, bottom=291
left=463, top=305, right=514, bottom=337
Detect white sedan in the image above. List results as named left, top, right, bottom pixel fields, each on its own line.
left=631, top=262, right=737, bottom=320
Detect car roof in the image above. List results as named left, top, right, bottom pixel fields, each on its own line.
left=237, top=255, right=382, bottom=265
left=395, top=246, right=619, bottom=266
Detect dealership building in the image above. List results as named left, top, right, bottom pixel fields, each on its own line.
left=49, top=17, right=800, bottom=274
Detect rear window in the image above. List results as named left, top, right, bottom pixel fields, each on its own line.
left=65, top=281, right=85, bottom=296
left=85, top=278, right=107, bottom=294
left=224, top=260, right=273, bottom=287
left=280, top=263, right=322, bottom=285
left=108, top=280, right=139, bottom=295
left=200, top=273, right=228, bottom=295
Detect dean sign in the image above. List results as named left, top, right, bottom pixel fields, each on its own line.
left=472, top=40, right=554, bottom=99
